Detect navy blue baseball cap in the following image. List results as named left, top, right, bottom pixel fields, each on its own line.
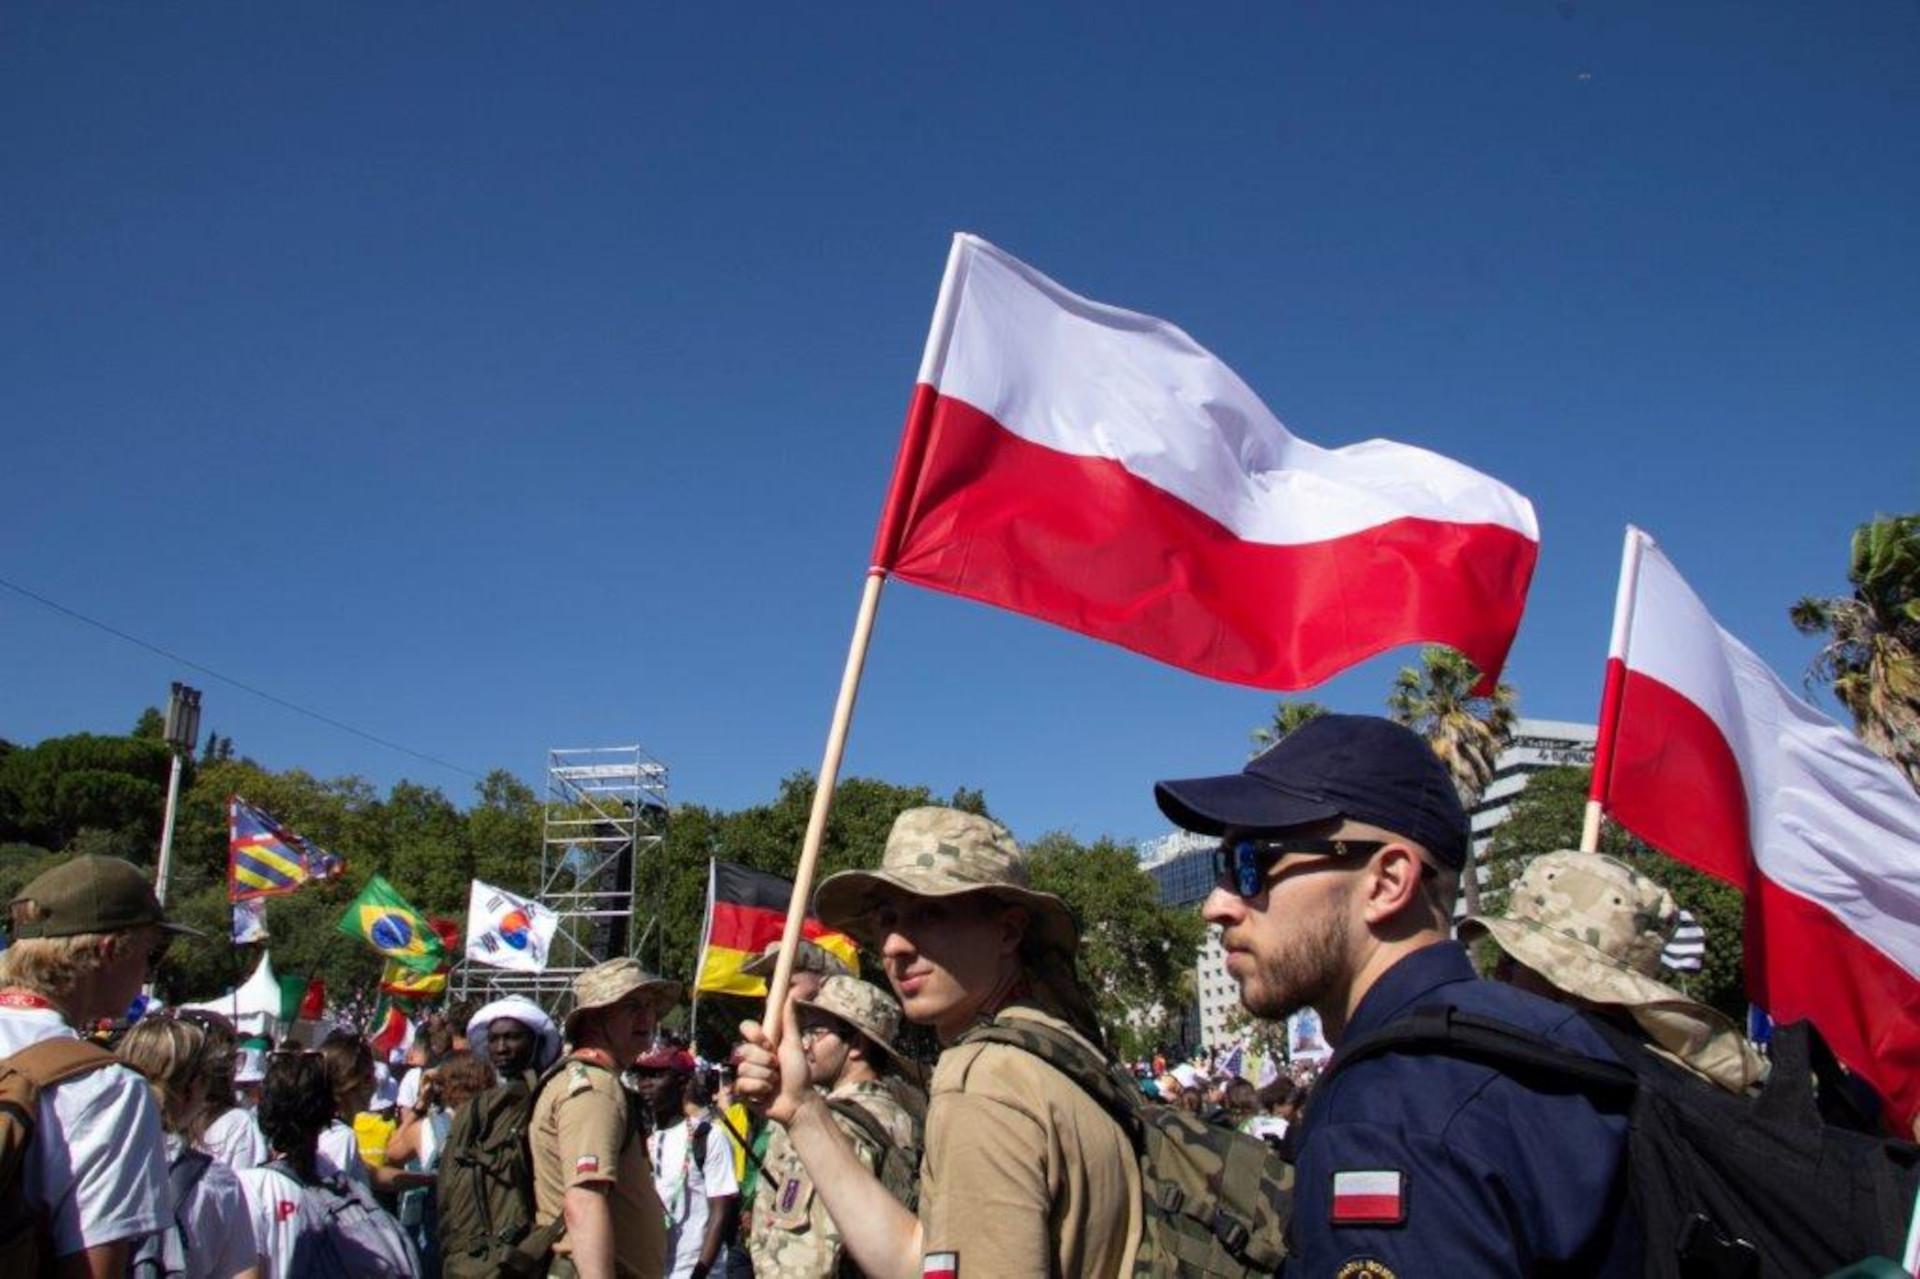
left=1153, top=714, right=1470, bottom=870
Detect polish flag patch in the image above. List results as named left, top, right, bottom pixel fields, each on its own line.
left=1330, top=1170, right=1405, bottom=1226
left=922, top=1252, right=958, bottom=1279
left=574, top=1155, right=600, bottom=1175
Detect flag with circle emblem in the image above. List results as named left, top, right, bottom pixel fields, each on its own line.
left=465, top=879, right=559, bottom=974
left=336, top=875, right=446, bottom=973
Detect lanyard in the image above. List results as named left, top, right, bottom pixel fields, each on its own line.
left=0, top=989, right=55, bottom=1010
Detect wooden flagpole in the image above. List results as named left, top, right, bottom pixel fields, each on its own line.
left=760, top=569, right=888, bottom=1034
left=1583, top=527, right=1646, bottom=853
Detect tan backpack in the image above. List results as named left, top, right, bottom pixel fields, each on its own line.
left=0, top=1037, right=120, bottom=1271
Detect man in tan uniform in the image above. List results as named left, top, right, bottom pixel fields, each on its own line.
left=530, top=957, right=681, bottom=1279
left=746, top=975, right=922, bottom=1277
left=737, top=806, right=1143, bottom=1278
left=1461, top=849, right=1766, bottom=1094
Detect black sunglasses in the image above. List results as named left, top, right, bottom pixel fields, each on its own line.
left=1213, top=838, right=1388, bottom=898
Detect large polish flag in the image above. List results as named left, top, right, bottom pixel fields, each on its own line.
left=869, top=234, right=1540, bottom=692
left=1592, top=526, right=1920, bottom=1121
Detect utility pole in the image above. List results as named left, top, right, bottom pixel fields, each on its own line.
left=153, top=682, right=202, bottom=907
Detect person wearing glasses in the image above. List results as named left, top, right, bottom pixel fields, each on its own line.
left=1155, top=714, right=1638, bottom=1277
left=0, top=855, right=194, bottom=1278
left=744, top=975, right=922, bottom=1279
left=734, top=806, right=1141, bottom=1278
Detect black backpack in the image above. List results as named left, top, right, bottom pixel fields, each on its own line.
left=1324, top=1005, right=1920, bottom=1278
left=958, top=1018, right=1293, bottom=1277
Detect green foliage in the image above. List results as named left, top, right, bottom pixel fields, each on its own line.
left=1027, top=832, right=1205, bottom=1060
left=1249, top=700, right=1328, bottom=757
left=0, top=732, right=176, bottom=850
left=132, top=707, right=166, bottom=739
left=1481, top=766, right=1748, bottom=1018
left=1792, top=512, right=1920, bottom=791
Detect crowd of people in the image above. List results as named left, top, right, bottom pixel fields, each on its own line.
left=0, top=712, right=1906, bottom=1275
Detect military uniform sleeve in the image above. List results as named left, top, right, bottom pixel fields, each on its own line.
left=553, top=1076, right=626, bottom=1189
left=919, top=1089, right=1051, bottom=1274
left=1285, top=1118, right=1525, bottom=1278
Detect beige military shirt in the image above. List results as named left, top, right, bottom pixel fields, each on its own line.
left=919, top=1003, right=1142, bottom=1277
left=529, top=1056, right=668, bottom=1279
left=747, top=1079, right=920, bottom=1278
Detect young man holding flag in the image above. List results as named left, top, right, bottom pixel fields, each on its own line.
left=735, top=807, right=1141, bottom=1278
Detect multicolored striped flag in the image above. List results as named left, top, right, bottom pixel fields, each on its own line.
left=380, top=961, right=448, bottom=1000
left=337, top=875, right=447, bottom=973
left=228, top=797, right=345, bottom=901
left=694, top=861, right=858, bottom=997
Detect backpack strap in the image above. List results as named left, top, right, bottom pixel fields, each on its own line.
left=5, top=1037, right=118, bottom=1088
left=1321, top=1006, right=1639, bottom=1104
left=826, top=1096, right=899, bottom=1163
left=955, top=1020, right=1144, bottom=1139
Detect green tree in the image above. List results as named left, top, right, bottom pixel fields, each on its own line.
left=1249, top=700, right=1328, bottom=757
left=1027, top=832, right=1205, bottom=1059
left=1386, top=646, right=1517, bottom=915
left=132, top=707, right=166, bottom=739
left=1481, top=766, right=1747, bottom=1018
left=1791, top=513, right=1920, bottom=792
left=0, top=732, right=176, bottom=853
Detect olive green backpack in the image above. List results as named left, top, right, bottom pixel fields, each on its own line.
left=958, top=1018, right=1293, bottom=1277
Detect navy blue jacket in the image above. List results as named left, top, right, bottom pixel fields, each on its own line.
left=1281, top=942, right=1638, bottom=1276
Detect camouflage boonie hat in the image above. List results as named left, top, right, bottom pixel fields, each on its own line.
left=738, top=937, right=854, bottom=982
left=792, top=976, right=912, bottom=1073
left=1461, top=850, right=1764, bottom=1092
left=813, top=807, right=1077, bottom=955
left=563, top=957, right=682, bottom=1037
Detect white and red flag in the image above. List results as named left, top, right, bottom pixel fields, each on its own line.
left=1590, top=526, right=1920, bottom=1122
left=870, top=234, right=1541, bottom=692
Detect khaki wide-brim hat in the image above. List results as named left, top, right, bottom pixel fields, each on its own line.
left=738, top=938, right=853, bottom=982
left=1461, top=850, right=1764, bottom=1092
left=563, top=958, right=682, bottom=1038
left=813, top=807, right=1078, bottom=956
left=792, top=975, right=915, bottom=1075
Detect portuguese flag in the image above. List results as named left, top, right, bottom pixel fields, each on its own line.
left=695, top=861, right=858, bottom=997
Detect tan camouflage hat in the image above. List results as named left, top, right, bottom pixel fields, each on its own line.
left=737, top=937, right=854, bottom=982
left=792, top=975, right=913, bottom=1073
left=563, top=957, right=682, bottom=1037
left=813, top=807, right=1078, bottom=955
left=1461, top=850, right=1764, bottom=1093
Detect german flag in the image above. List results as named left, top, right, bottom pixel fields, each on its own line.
left=694, top=861, right=858, bottom=996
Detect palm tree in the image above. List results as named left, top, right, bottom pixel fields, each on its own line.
left=1249, top=700, right=1330, bottom=758
left=1790, top=514, right=1920, bottom=793
left=1386, top=646, right=1517, bottom=915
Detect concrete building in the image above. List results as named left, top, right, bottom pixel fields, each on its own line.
left=1142, top=830, right=1237, bottom=1051
left=1140, top=717, right=1597, bottom=1050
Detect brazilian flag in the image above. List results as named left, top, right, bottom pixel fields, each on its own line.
left=337, top=876, right=446, bottom=973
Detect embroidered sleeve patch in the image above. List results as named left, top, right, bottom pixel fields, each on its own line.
left=922, top=1251, right=958, bottom=1279
left=1330, top=1170, right=1406, bottom=1226
left=1335, top=1261, right=1398, bottom=1278
left=574, top=1155, right=600, bottom=1175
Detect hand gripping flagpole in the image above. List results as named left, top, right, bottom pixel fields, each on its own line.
left=1583, top=527, right=1647, bottom=853
left=760, top=234, right=970, bottom=1033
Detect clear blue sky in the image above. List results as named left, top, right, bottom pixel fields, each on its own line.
left=5, top=3, right=1916, bottom=850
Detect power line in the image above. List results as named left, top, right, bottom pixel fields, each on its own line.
left=0, top=573, right=484, bottom=781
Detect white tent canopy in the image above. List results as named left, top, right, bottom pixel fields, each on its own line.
left=178, top=951, right=281, bottom=1039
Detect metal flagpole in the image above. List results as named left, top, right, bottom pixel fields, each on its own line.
left=153, top=682, right=202, bottom=906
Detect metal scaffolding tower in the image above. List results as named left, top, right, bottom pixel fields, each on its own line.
left=453, top=744, right=668, bottom=1009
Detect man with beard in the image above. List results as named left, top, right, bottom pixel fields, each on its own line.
left=1155, top=715, right=1638, bottom=1277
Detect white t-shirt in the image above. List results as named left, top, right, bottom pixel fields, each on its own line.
left=0, top=1005, right=170, bottom=1256
left=394, top=1066, right=424, bottom=1112
left=201, top=1105, right=269, bottom=1171
left=235, top=1163, right=417, bottom=1279
left=649, top=1112, right=740, bottom=1279
left=164, top=1135, right=262, bottom=1279
left=316, top=1118, right=369, bottom=1186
